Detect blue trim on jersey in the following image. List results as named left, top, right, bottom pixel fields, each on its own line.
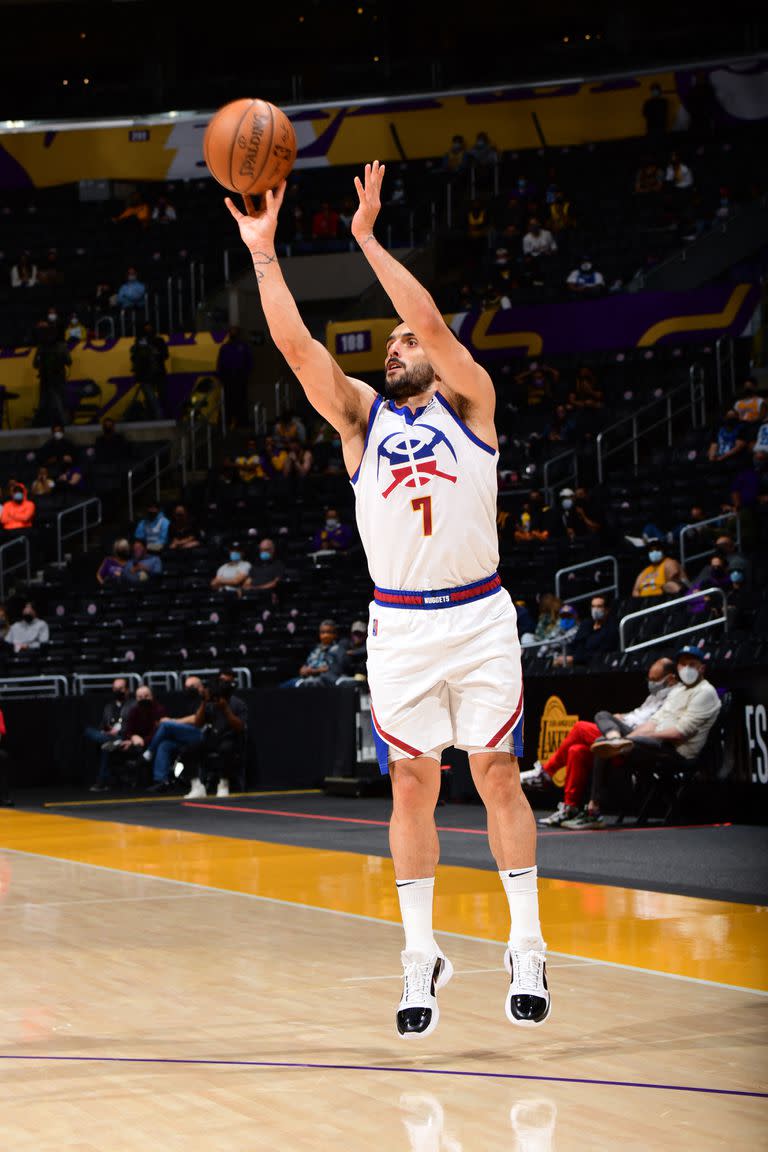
left=435, top=392, right=497, bottom=455
left=350, top=393, right=384, bottom=485
left=389, top=399, right=429, bottom=424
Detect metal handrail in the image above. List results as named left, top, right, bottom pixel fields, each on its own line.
left=555, top=555, right=619, bottom=607
left=0, top=535, right=30, bottom=601
left=142, top=670, right=180, bottom=692
left=619, top=587, right=727, bottom=654
left=72, top=672, right=143, bottom=695
left=679, top=512, right=741, bottom=570
left=542, top=448, right=578, bottom=505
left=0, top=675, right=69, bottom=699
left=56, top=497, right=102, bottom=565
left=184, top=666, right=253, bottom=690
left=127, top=446, right=181, bottom=523
left=596, top=374, right=705, bottom=483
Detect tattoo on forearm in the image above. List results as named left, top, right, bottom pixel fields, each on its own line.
left=360, top=233, right=375, bottom=248
left=251, top=250, right=276, bottom=281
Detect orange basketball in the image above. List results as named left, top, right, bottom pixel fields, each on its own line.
left=203, top=98, right=297, bottom=197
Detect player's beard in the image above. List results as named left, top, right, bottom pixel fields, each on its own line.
left=384, top=360, right=436, bottom=401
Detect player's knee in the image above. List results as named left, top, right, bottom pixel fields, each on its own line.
left=391, top=762, right=439, bottom=809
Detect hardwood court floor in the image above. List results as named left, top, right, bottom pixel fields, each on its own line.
left=0, top=807, right=766, bottom=1151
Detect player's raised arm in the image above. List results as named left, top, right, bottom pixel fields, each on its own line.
left=351, top=161, right=495, bottom=421
left=225, top=185, right=374, bottom=439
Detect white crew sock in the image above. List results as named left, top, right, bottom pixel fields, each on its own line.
left=499, top=866, right=543, bottom=947
left=396, top=877, right=436, bottom=955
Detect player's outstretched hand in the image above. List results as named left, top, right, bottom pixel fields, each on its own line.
left=351, top=160, right=385, bottom=245
left=225, top=181, right=287, bottom=251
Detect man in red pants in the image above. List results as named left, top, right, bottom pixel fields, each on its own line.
left=521, top=657, right=676, bottom=826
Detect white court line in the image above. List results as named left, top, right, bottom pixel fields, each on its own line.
left=341, top=961, right=589, bottom=982
left=2, top=846, right=765, bottom=998
left=0, top=893, right=202, bottom=911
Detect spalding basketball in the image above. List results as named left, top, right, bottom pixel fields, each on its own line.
left=203, top=98, right=297, bottom=197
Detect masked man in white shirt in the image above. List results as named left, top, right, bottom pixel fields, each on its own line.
left=569, top=645, right=722, bottom=828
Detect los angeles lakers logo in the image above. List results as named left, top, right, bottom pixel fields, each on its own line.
left=537, top=696, right=579, bottom=788
left=376, top=425, right=458, bottom=499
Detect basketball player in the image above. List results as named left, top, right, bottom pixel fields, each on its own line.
left=225, top=160, right=549, bottom=1037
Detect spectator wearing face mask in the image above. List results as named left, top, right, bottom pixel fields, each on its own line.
left=134, top=502, right=170, bottom=554
left=86, top=678, right=133, bottom=791
left=686, top=552, right=732, bottom=617
left=37, top=423, right=76, bottom=470
left=211, top=543, right=252, bottom=595
left=566, top=258, right=605, bottom=297
left=5, top=601, right=49, bottom=652
left=312, top=507, right=354, bottom=553
left=551, top=595, right=619, bottom=669
left=116, top=267, right=147, bottom=311
left=0, top=483, right=35, bottom=531
left=708, top=410, right=747, bottom=465
left=521, top=657, right=678, bottom=826
left=247, top=538, right=284, bottom=593
left=631, top=538, right=689, bottom=598
left=583, top=647, right=721, bottom=828
left=549, top=487, right=588, bottom=541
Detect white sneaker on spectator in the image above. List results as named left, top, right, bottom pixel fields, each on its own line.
left=216, top=779, right=230, bottom=797
left=184, top=778, right=206, bottom=800
left=519, top=760, right=550, bottom=788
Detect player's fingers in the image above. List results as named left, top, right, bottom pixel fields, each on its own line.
left=272, top=180, right=287, bottom=210
left=354, top=176, right=363, bottom=198
left=224, top=197, right=242, bottom=220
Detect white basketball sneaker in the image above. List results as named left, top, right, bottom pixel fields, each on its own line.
left=504, top=938, right=551, bottom=1026
left=396, top=949, right=453, bottom=1039
left=184, top=778, right=206, bottom=800
left=216, top=779, right=230, bottom=797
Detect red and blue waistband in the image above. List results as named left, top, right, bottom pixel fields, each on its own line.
left=373, top=572, right=502, bottom=609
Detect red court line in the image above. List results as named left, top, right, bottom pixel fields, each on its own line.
left=181, top=802, right=731, bottom=836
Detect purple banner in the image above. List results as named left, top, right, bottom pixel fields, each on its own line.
left=450, top=283, right=759, bottom=360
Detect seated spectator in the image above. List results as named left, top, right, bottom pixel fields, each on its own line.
left=0, top=483, right=35, bottom=530
left=665, top=150, right=694, bottom=191
left=115, top=267, right=147, bottom=311
left=167, top=504, right=202, bottom=550
left=280, top=619, right=343, bottom=688
left=54, top=453, right=86, bottom=495
left=513, top=361, right=560, bottom=408
left=112, top=685, right=165, bottom=773
left=178, top=672, right=248, bottom=798
left=529, top=593, right=562, bottom=647
left=312, top=506, right=354, bottom=553
left=286, top=437, right=313, bottom=483
left=566, top=258, right=605, bottom=297
left=711, top=533, right=750, bottom=584
left=542, top=406, right=576, bottom=447
left=631, top=538, right=688, bottom=598
left=521, top=657, right=678, bottom=826
left=93, top=416, right=128, bottom=463
left=96, top=537, right=131, bottom=586
left=548, top=486, right=588, bottom=540
left=65, top=313, right=88, bottom=341
left=467, top=129, right=498, bottom=169
left=10, top=249, right=38, bottom=288
left=141, top=674, right=242, bottom=795
left=567, top=365, right=604, bottom=409
left=37, top=423, right=76, bottom=470
left=335, top=620, right=368, bottom=684
left=247, top=538, right=284, bottom=594
left=708, top=410, right=747, bottom=465
left=30, top=466, right=55, bottom=497
left=5, top=601, right=49, bottom=652
left=235, top=437, right=269, bottom=485
left=86, top=678, right=134, bottom=791
left=134, top=502, right=170, bottom=553
left=151, top=194, right=177, bottom=224
left=211, top=542, right=252, bottom=595
left=441, top=133, right=468, bottom=177
left=122, top=539, right=163, bottom=585
left=551, top=594, right=619, bottom=669
left=732, top=377, right=767, bottom=426
left=513, top=493, right=550, bottom=542
left=584, top=646, right=721, bottom=828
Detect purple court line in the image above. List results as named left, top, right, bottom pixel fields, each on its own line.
left=181, top=802, right=733, bottom=837
left=0, top=1054, right=764, bottom=1097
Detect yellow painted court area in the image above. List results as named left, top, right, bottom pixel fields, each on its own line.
left=1, top=808, right=765, bottom=991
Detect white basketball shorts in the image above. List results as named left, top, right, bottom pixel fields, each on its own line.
left=365, top=585, right=524, bottom=773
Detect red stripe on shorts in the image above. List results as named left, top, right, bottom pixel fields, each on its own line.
left=370, top=701, right=422, bottom=758
left=486, top=686, right=524, bottom=748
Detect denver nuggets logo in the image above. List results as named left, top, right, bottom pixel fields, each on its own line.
left=376, top=424, right=458, bottom=499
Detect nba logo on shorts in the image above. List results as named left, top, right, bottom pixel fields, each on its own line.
left=372, top=619, right=378, bottom=636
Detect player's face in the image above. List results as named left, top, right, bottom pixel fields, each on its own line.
left=384, top=327, right=435, bottom=400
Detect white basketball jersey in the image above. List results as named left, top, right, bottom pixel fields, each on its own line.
left=351, top=392, right=499, bottom=589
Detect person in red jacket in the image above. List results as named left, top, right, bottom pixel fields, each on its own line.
left=0, top=483, right=35, bottom=531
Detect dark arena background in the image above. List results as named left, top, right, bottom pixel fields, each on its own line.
left=0, top=2, right=766, bottom=1148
